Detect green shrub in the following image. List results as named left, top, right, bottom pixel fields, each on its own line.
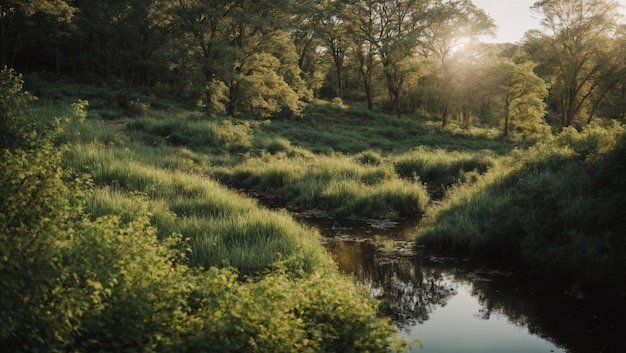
left=0, top=66, right=37, bottom=149
left=0, top=143, right=407, bottom=353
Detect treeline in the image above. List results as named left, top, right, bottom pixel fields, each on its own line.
left=4, top=0, right=626, bottom=133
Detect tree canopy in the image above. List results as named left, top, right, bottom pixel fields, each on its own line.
left=5, top=0, right=626, bottom=134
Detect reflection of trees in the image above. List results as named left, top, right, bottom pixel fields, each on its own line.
left=327, top=240, right=456, bottom=330
left=374, top=261, right=456, bottom=331
left=434, top=262, right=626, bottom=353
left=326, top=238, right=626, bottom=353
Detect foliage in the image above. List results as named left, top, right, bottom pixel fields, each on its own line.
left=417, top=123, right=626, bottom=295
left=1, top=80, right=409, bottom=352
left=0, top=144, right=407, bottom=351
left=0, top=67, right=37, bottom=149
left=527, top=0, right=623, bottom=129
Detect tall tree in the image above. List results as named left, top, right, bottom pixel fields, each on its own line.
left=345, top=0, right=431, bottom=116
left=157, top=0, right=309, bottom=117
left=158, top=0, right=238, bottom=109
left=421, top=0, right=495, bottom=126
left=492, top=59, right=549, bottom=137
left=343, top=0, right=380, bottom=110
left=289, top=0, right=327, bottom=94
left=528, top=0, right=622, bottom=129
left=316, top=0, right=351, bottom=98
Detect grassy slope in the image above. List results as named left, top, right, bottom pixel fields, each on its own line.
left=417, top=124, right=626, bottom=295
left=30, top=77, right=626, bottom=297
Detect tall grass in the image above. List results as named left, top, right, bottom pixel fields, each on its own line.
left=416, top=123, right=626, bottom=295
left=218, top=154, right=429, bottom=219
left=395, top=147, right=497, bottom=187
left=63, top=141, right=333, bottom=275
left=266, top=102, right=515, bottom=155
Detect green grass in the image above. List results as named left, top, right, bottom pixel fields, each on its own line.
left=395, top=147, right=497, bottom=187
left=41, top=79, right=626, bottom=297
left=41, top=80, right=517, bottom=276
left=416, top=123, right=626, bottom=295
left=264, top=102, right=516, bottom=155
left=216, top=153, right=429, bottom=219
left=63, top=141, right=332, bottom=275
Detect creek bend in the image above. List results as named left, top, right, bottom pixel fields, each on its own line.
left=294, top=214, right=625, bottom=353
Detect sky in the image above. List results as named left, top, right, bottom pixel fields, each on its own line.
left=472, top=0, right=626, bottom=43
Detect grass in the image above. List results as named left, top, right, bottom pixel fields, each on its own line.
left=62, top=140, right=332, bottom=275
left=416, top=123, right=626, bottom=295
left=395, top=146, right=497, bottom=188
left=36, top=79, right=515, bottom=276
left=36, top=78, right=626, bottom=297
left=216, top=153, right=429, bottom=219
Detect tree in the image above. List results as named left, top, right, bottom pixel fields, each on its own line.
left=344, top=0, right=431, bottom=116
left=343, top=0, right=380, bottom=110
left=528, top=0, right=622, bottom=129
left=156, top=0, right=309, bottom=117
left=585, top=25, right=626, bottom=123
left=492, top=59, right=549, bottom=138
left=315, top=0, right=352, bottom=99
left=421, top=0, right=495, bottom=126
left=289, top=0, right=328, bottom=95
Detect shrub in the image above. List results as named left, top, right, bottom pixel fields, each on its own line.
left=0, top=66, right=37, bottom=149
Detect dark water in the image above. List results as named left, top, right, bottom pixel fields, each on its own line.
left=301, top=216, right=625, bottom=353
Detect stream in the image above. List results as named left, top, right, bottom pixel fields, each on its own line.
left=296, top=215, right=625, bottom=353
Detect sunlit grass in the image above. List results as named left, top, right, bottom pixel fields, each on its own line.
left=395, top=146, right=497, bottom=187
left=62, top=140, right=332, bottom=275
left=218, top=153, right=429, bottom=219
left=416, top=123, right=626, bottom=293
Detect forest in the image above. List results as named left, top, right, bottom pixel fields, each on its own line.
left=2, top=0, right=626, bottom=352
left=4, top=0, right=626, bottom=132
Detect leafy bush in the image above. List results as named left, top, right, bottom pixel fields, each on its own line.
left=0, top=66, right=37, bottom=149
left=1, top=144, right=408, bottom=352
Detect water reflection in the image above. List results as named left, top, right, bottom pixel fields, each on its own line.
left=323, top=237, right=626, bottom=353
left=329, top=239, right=456, bottom=329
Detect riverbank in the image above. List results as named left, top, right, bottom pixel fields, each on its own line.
left=37, top=74, right=625, bottom=297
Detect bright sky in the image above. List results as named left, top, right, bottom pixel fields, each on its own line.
left=472, top=0, right=626, bottom=43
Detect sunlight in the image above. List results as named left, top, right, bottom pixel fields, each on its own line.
left=450, top=36, right=471, bottom=53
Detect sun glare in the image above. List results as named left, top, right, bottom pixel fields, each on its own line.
left=450, top=37, right=471, bottom=53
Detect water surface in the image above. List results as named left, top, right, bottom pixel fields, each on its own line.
left=312, top=217, right=625, bottom=353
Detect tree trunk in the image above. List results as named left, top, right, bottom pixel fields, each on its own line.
left=441, top=104, right=449, bottom=127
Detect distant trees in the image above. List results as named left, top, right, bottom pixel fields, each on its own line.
left=421, top=0, right=495, bottom=126
left=0, top=0, right=75, bottom=71
left=492, top=60, right=549, bottom=137
left=527, top=0, right=623, bottom=129
left=4, top=0, right=626, bottom=132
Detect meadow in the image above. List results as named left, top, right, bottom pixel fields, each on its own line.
left=31, top=76, right=626, bottom=295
